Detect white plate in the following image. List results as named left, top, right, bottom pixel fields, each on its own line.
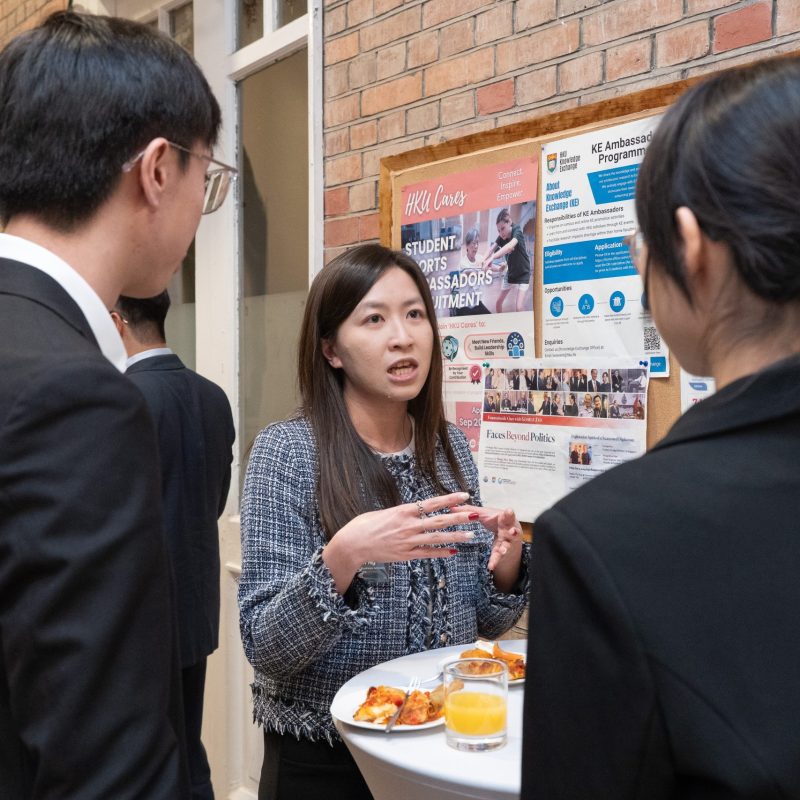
left=437, top=641, right=526, bottom=686
left=330, top=685, right=445, bottom=732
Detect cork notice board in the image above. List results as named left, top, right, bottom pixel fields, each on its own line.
left=379, top=77, right=708, bottom=451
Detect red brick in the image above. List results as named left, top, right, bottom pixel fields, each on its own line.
left=360, top=8, right=420, bottom=51
left=325, top=63, right=349, bottom=97
left=425, top=48, right=495, bottom=96
left=477, top=79, right=515, bottom=115
left=516, top=65, right=557, bottom=104
left=441, top=91, right=475, bottom=124
left=325, top=32, right=359, bottom=65
left=777, top=0, right=800, bottom=35
left=359, top=213, right=380, bottom=241
left=558, top=0, right=601, bottom=14
left=376, top=42, right=406, bottom=80
left=583, top=0, right=682, bottom=47
left=324, top=94, right=360, bottom=127
left=324, top=246, right=349, bottom=266
left=326, top=153, right=362, bottom=186
left=422, top=0, right=489, bottom=28
left=428, top=118, right=494, bottom=145
left=440, top=19, right=474, bottom=58
left=516, top=0, right=557, bottom=32
left=407, top=101, right=440, bottom=134
left=348, top=0, right=373, bottom=27
left=408, top=31, right=439, bottom=68
left=713, top=1, right=772, bottom=53
left=350, top=120, right=378, bottom=149
left=324, top=5, right=346, bottom=36
left=348, top=52, right=376, bottom=89
left=325, top=216, right=360, bottom=247
left=559, top=51, right=604, bottom=93
left=686, top=0, right=737, bottom=13
left=378, top=110, right=405, bottom=141
left=325, top=128, right=350, bottom=157
left=656, top=21, right=709, bottom=67
left=362, top=73, right=422, bottom=115
left=375, top=0, right=403, bottom=14
left=606, top=38, right=652, bottom=81
left=362, top=138, right=427, bottom=177
left=325, top=187, right=349, bottom=217
left=349, top=182, right=377, bottom=212
left=476, top=5, right=513, bottom=45
left=497, top=20, right=579, bottom=74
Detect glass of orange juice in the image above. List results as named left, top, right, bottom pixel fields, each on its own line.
left=443, top=658, right=507, bottom=751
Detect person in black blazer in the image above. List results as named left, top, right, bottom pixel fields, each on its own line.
left=0, top=12, right=226, bottom=799
left=522, top=57, right=800, bottom=799
left=114, top=293, right=235, bottom=800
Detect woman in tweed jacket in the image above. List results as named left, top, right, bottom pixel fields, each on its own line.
left=240, top=244, right=530, bottom=800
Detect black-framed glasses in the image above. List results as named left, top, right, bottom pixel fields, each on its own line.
left=624, top=228, right=650, bottom=312
left=122, top=141, right=238, bottom=214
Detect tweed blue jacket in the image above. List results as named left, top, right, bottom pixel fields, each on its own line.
left=239, top=416, right=529, bottom=743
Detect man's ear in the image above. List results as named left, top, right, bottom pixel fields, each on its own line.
left=136, top=138, right=172, bottom=210
left=110, top=311, right=126, bottom=337
left=321, top=338, right=342, bottom=369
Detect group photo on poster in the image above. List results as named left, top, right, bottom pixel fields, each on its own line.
left=477, top=361, right=649, bottom=521
left=539, top=115, right=670, bottom=375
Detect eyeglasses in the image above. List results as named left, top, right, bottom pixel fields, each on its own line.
left=122, top=141, right=238, bottom=214
left=624, top=227, right=650, bottom=312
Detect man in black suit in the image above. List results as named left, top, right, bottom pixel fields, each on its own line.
left=587, top=368, right=600, bottom=393
left=0, top=12, right=231, bottom=799
left=113, top=293, right=235, bottom=800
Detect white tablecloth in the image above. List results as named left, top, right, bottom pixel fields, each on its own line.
left=332, top=641, right=526, bottom=800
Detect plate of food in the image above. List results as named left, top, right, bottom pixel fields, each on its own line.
left=331, top=682, right=446, bottom=731
left=438, top=639, right=527, bottom=684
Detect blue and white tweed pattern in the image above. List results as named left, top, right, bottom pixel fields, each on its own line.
left=238, top=416, right=530, bottom=743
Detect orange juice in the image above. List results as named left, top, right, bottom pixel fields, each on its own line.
left=445, top=691, right=506, bottom=735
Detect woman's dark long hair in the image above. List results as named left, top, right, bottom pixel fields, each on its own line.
left=298, top=243, right=467, bottom=539
left=636, top=56, right=800, bottom=306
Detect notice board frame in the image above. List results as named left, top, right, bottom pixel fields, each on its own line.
left=379, top=77, right=706, bottom=449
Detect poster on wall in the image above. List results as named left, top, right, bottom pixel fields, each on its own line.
left=680, top=369, right=716, bottom=412
left=400, top=155, right=538, bottom=454
left=539, top=115, right=670, bottom=376
left=477, top=361, right=649, bottom=521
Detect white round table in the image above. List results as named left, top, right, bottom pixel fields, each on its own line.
left=331, top=640, right=526, bottom=800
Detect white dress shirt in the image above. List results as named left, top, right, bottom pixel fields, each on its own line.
left=0, top=232, right=127, bottom=372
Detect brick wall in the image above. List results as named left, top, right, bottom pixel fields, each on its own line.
left=0, top=0, right=66, bottom=48
left=323, top=0, right=800, bottom=262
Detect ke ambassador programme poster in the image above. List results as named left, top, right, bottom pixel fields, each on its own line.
left=400, top=155, right=538, bottom=454
left=540, top=116, right=670, bottom=376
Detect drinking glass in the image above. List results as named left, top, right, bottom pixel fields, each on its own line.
left=443, top=658, right=508, bottom=751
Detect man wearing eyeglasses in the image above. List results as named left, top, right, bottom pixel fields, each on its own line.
left=0, top=11, right=233, bottom=800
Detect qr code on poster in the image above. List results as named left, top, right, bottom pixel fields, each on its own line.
left=643, top=325, right=661, bottom=353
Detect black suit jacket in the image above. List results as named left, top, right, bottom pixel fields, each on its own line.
left=522, top=355, right=800, bottom=799
left=126, top=354, right=234, bottom=668
left=0, top=259, right=189, bottom=799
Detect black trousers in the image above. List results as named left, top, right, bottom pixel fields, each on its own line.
left=183, top=659, right=214, bottom=800
left=259, top=731, right=373, bottom=800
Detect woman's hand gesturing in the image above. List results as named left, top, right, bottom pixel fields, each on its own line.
left=323, top=491, right=479, bottom=594
left=452, top=503, right=524, bottom=592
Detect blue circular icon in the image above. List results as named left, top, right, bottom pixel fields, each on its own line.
left=578, top=294, right=595, bottom=315
left=550, top=296, right=564, bottom=317
left=609, top=291, right=625, bottom=313
left=506, top=331, right=525, bottom=358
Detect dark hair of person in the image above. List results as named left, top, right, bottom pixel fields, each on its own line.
left=636, top=56, right=800, bottom=305
left=496, top=208, right=511, bottom=225
left=115, top=291, right=171, bottom=342
left=298, top=243, right=468, bottom=539
left=0, top=11, right=221, bottom=229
